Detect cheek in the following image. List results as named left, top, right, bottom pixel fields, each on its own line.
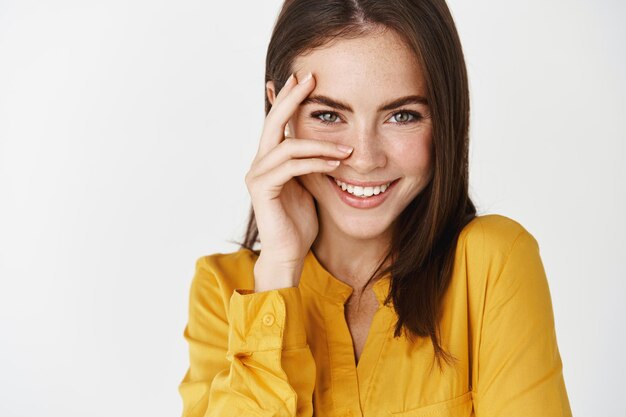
left=390, top=133, right=433, bottom=175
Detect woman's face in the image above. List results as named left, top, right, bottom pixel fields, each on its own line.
left=272, top=29, right=433, bottom=243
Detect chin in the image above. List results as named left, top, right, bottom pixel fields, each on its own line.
left=330, top=212, right=394, bottom=240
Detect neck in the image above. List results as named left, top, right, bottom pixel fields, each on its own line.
left=312, top=216, right=392, bottom=291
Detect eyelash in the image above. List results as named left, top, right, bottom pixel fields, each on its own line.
left=310, top=109, right=423, bottom=126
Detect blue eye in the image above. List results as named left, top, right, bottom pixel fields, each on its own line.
left=389, top=111, right=422, bottom=124
left=312, top=111, right=341, bottom=124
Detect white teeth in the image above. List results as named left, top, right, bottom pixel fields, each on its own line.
left=333, top=178, right=393, bottom=198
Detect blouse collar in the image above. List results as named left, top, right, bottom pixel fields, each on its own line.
left=300, top=249, right=392, bottom=307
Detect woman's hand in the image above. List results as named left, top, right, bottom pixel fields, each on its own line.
left=245, top=72, right=353, bottom=292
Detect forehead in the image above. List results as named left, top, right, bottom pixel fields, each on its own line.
left=292, top=29, right=426, bottom=100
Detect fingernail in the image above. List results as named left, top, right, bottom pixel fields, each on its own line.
left=336, top=144, right=353, bottom=154
left=285, top=73, right=294, bottom=84
left=327, top=160, right=340, bottom=166
left=299, top=72, right=312, bottom=84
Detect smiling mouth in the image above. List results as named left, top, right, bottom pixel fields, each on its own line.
left=326, top=175, right=400, bottom=198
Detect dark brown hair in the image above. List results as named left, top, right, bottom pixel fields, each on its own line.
left=233, top=0, right=477, bottom=369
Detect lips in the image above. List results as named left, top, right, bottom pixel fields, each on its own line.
left=328, top=175, right=396, bottom=188
left=327, top=175, right=400, bottom=209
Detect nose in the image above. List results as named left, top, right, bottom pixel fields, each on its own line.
left=342, top=124, right=387, bottom=174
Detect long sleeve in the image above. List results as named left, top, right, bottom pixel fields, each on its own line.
left=472, top=230, right=572, bottom=416
left=178, top=256, right=316, bottom=417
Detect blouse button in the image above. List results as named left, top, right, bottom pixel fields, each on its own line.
left=262, top=313, right=275, bottom=326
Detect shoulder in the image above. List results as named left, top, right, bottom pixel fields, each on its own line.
left=189, top=248, right=259, bottom=310
left=457, top=214, right=541, bottom=280
left=459, top=213, right=538, bottom=255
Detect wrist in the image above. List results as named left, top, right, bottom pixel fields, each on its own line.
left=254, top=257, right=303, bottom=292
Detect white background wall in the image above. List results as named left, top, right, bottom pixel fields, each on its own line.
left=1, top=1, right=624, bottom=416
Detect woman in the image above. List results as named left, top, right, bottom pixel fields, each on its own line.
left=178, top=1, right=572, bottom=416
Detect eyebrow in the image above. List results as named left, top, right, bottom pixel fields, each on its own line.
left=301, top=94, right=429, bottom=112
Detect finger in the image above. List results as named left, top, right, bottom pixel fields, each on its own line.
left=268, top=72, right=315, bottom=135
left=258, top=72, right=316, bottom=157
left=271, top=73, right=297, bottom=108
left=267, top=73, right=296, bottom=109
left=252, top=138, right=353, bottom=179
left=251, top=157, right=341, bottom=199
left=256, top=73, right=296, bottom=160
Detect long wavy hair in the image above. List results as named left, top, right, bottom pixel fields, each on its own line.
left=232, top=0, right=477, bottom=369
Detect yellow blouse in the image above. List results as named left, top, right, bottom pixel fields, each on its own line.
left=178, top=214, right=572, bottom=416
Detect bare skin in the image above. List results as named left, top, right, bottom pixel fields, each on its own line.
left=345, top=286, right=379, bottom=364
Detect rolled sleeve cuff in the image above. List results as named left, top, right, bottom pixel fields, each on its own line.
left=227, top=286, right=307, bottom=355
